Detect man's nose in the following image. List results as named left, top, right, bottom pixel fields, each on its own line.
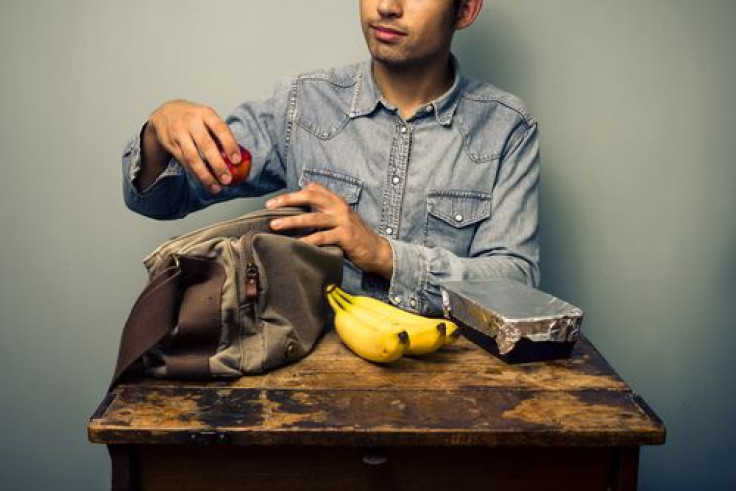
left=377, top=0, right=403, bottom=18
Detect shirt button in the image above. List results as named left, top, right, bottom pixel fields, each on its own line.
left=425, top=105, right=434, bottom=113
left=454, top=214, right=464, bottom=223
left=409, top=298, right=417, bottom=308
left=393, top=295, right=402, bottom=305
left=400, top=126, right=407, bottom=134
left=385, top=226, right=394, bottom=235
left=391, top=175, right=400, bottom=185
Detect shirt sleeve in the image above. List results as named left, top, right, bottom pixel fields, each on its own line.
left=122, top=79, right=295, bottom=220
left=385, top=123, right=541, bottom=316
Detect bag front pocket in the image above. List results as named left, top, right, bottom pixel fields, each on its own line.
left=425, top=190, right=492, bottom=255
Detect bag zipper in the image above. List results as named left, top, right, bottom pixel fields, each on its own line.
left=245, top=262, right=259, bottom=300
left=242, top=230, right=259, bottom=302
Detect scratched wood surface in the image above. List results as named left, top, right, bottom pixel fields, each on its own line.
left=88, top=330, right=665, bottom=447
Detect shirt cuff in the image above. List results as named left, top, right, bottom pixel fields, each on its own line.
left=385, top=238, right=427, bottom=314
left=122, top=125, right=189, bottom=219
left=123, top=124, right=183, bottom=197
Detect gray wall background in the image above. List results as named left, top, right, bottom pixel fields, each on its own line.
left=1, top=0, right=734, bottom=489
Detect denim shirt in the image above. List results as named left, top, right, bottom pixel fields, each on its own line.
left=123, top=58, right=540, bottom=315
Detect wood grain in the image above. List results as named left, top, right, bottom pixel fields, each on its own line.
left=89, top=331, right=665, bottom=448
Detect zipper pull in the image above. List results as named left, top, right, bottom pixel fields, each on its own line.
left=245, top=262, right=259, bottom=299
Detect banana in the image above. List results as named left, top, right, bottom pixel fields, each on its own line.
left=400, top=322, right=447, bottom=356
left=332, top=286, right=460, bottom=347
left=329, top=289, right=447, bottom=356
left=326, top=288, right=409, bottom=363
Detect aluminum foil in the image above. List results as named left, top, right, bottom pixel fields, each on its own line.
left=441, top=280, right=583, bottom=355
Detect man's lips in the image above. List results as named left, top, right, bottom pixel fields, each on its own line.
left=372, top=24, right=407, bottom=42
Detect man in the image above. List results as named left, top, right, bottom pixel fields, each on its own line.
left=123, top=0, right=540, bottom=315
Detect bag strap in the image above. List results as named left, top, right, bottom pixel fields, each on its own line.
left=109, top=264, right=181, bottom=390
left=163, top=257, right=226, bottom=379
left=109, top=256, right=226, bottom=390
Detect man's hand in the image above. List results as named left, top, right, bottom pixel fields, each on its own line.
left=266, top=182, right=394, bottom=278
left=138, top=100, right=243, bottom=193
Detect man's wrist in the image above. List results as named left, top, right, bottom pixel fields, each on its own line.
left=137, top=121, right=169, bottom=192
left=369, top=235, right=394, bottom=279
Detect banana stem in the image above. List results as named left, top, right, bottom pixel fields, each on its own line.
left=333, top=287, right=354, bottom=305
left=329, top=290, right=351, bottom=310
left=326, top=292, right=343, bottom=313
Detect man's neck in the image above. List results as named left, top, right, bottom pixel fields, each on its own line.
left=372, top=54, right=454, bottom=120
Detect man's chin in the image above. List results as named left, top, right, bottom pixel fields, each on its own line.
left=369, top=50, right=412, bottom=69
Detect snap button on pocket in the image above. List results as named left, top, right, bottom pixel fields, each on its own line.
left=426, top=191, right=492, bottom=228
left=425, top=190, right=493, bottom=254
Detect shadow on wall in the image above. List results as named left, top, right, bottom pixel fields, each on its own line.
left=454, top=18, right=582, bottom=300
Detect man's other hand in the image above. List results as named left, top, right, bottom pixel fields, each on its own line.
left=266, top=182, right=394, bottom=278
left=141, top=100, right=243, bottom=193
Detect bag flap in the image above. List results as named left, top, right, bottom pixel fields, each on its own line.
left=143, top=207, right=307, bottom=274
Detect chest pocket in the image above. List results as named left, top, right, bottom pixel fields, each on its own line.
left=298, top=168, right=363, bottom=207
left=425, top=190, right=492, bottom=255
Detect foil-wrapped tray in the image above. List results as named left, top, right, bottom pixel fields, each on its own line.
left=441, top=280, right=583, bottom=363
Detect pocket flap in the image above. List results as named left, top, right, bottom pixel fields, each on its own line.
left=427, top=191, right=492, bottom=228
left=299, top=169, right=363, bottom=204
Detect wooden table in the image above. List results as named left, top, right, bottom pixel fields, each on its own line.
left=88, top=330, right=665, bottom=490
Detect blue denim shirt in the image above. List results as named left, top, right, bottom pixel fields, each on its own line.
left=123, top=58, right=540, bottom=315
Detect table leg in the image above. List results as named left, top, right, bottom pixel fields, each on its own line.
left=610, top=447, right=640, bottom=491
left=108, top=444, right=140, bottom=491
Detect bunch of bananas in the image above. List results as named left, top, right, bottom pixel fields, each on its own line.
left=326, top=285, right=460, bottom=363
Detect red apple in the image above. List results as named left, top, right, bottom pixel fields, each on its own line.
left=219, top=144, right=252, bottom=185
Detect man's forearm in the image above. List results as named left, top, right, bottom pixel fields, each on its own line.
left=388, top=239, right=539, bottom=315
left=136, top=122, right=170, bottom=192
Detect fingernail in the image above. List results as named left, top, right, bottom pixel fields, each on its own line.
left=220, top=173, right=232, bottom=185
left=265, top=199, right=275, bottom=209
left=271, top=219, right=282, bottom=229
left=211, top=184, right=221, bottom=194
left=231, top=152, right=241, bottom=164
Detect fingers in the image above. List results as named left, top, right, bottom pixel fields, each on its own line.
left=298, top=230, right=337, bottom=247
left=151, top=101, right=242, bottom=193
left=266, top=182, right=346, bottom=211
left=265, top=184, right=390, bottom=275
left=203, top=112, right=241, bottom=165
left=191, top=124, right=231, bottom=186
left=270, top=211, right=339, bottom=233
left=175, top=136, right=221, bottom=193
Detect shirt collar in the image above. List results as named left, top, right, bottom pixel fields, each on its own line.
left=349, top=54, right=464, bottom=126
